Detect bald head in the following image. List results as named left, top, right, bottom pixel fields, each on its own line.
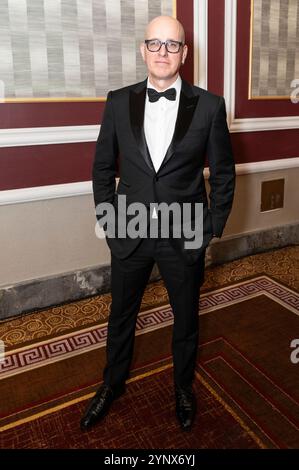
left=140, top=15, right=188, bottom=91
left=145, top=16, right=185, bottom=44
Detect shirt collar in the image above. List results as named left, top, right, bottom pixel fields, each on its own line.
left=146, top=75, right=182, bottom=99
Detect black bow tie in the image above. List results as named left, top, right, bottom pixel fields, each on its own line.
left=147, top=87, right=176, bottom=102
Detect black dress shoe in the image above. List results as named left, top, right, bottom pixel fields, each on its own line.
left=175, top=385, right=196, bottom=431
left=80, top=383, right=125, bottom=431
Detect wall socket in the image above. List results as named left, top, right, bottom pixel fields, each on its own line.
left=261, top=179, right=285, bottom=212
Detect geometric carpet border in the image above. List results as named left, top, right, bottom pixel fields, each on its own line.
left=0, top=275, right=298, bottom=380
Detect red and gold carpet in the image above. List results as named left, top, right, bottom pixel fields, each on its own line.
left=0, top=246, right=298, bottom=448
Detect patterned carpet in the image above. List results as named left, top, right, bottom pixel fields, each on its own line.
left=0, top=245, right=298, bottom=448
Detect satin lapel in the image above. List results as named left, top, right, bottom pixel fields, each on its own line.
left=129, top=80, right=155, bottom=173
left=158, top=80, right=199, bottom=173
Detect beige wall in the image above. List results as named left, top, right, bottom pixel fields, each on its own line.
left=220, top=167, right=299, bottom=238
left=0, top=194, right=110, bottom=287
left=0, top=167, right=298, bottom=288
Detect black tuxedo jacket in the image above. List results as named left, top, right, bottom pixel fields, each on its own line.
left=92, top=78, right=235, bottom=265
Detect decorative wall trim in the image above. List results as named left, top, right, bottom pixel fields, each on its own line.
left=1, top=222, right=298, bottom=320
left=234, top=157, right=299, bottom=175
left=224, top=0, right=299, bottom=133
left=230, top=116, right=299, bottom=133
left=0, top=125, right=100, bottom=148
left=0, top=181, right=92, bottom=205
left=224, top=0, right=237, bottom=128
left=194, top=0, right=208, bottom=89
left=1, top=158, right=298, bottom=206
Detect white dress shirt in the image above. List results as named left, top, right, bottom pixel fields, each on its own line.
left=144, top=75, right=182, bottom=173
left=144, top=75, right=182, bottom=219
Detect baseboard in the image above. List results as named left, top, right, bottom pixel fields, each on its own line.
left=206, top=221, right=299, bottom=266
left=0, top=262, right=161, bottom=321
left=1, top=222, right=298, bottom=321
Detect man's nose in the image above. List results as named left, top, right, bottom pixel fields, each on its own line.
left=158, top=43, right=167, bottom=56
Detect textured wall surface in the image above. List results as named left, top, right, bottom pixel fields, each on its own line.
left=0, top=0, right=173, bottom=100
left=251, top=0, right=299, bottom=97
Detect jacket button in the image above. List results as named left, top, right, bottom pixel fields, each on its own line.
left=155, top=176, right=159, bottom=181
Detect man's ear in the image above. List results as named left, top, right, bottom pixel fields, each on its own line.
left=140, top=42, right=146, bottom=62
left=182, top=44, right=188, bottom=64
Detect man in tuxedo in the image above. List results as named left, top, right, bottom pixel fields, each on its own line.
left=81, top=15, right=235, bottom=432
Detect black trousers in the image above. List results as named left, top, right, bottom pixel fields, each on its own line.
left=103, top=236, right=206, bottom=390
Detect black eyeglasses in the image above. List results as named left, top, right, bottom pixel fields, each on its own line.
left=144, top=39, right=183, bottom=53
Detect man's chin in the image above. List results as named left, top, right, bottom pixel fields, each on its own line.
left=150, top=71, right=178, bottom=81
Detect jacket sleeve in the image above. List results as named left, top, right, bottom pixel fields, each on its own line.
left=207, top=96, right=236, bottom=238
left=92, top=90, right=118, bottom=219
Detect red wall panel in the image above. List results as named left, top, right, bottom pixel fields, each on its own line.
left=0, top=143, right=95, bottom=191
left=177, top=0, right=194, bottom=85
left=208, top=0, right=225, bottom=96
left=207, top=0, right=298, bottom=165
left=0, top=102, right=105, bottom=130
left=236, top=0, right=299, bottom=118
left=0, top=1, right=194, bottom=131
left=0, top=0, right=194, bottom=191
left=231, top=128, right=299, bottom=164
left=0, top=0, right=297, bottom=191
